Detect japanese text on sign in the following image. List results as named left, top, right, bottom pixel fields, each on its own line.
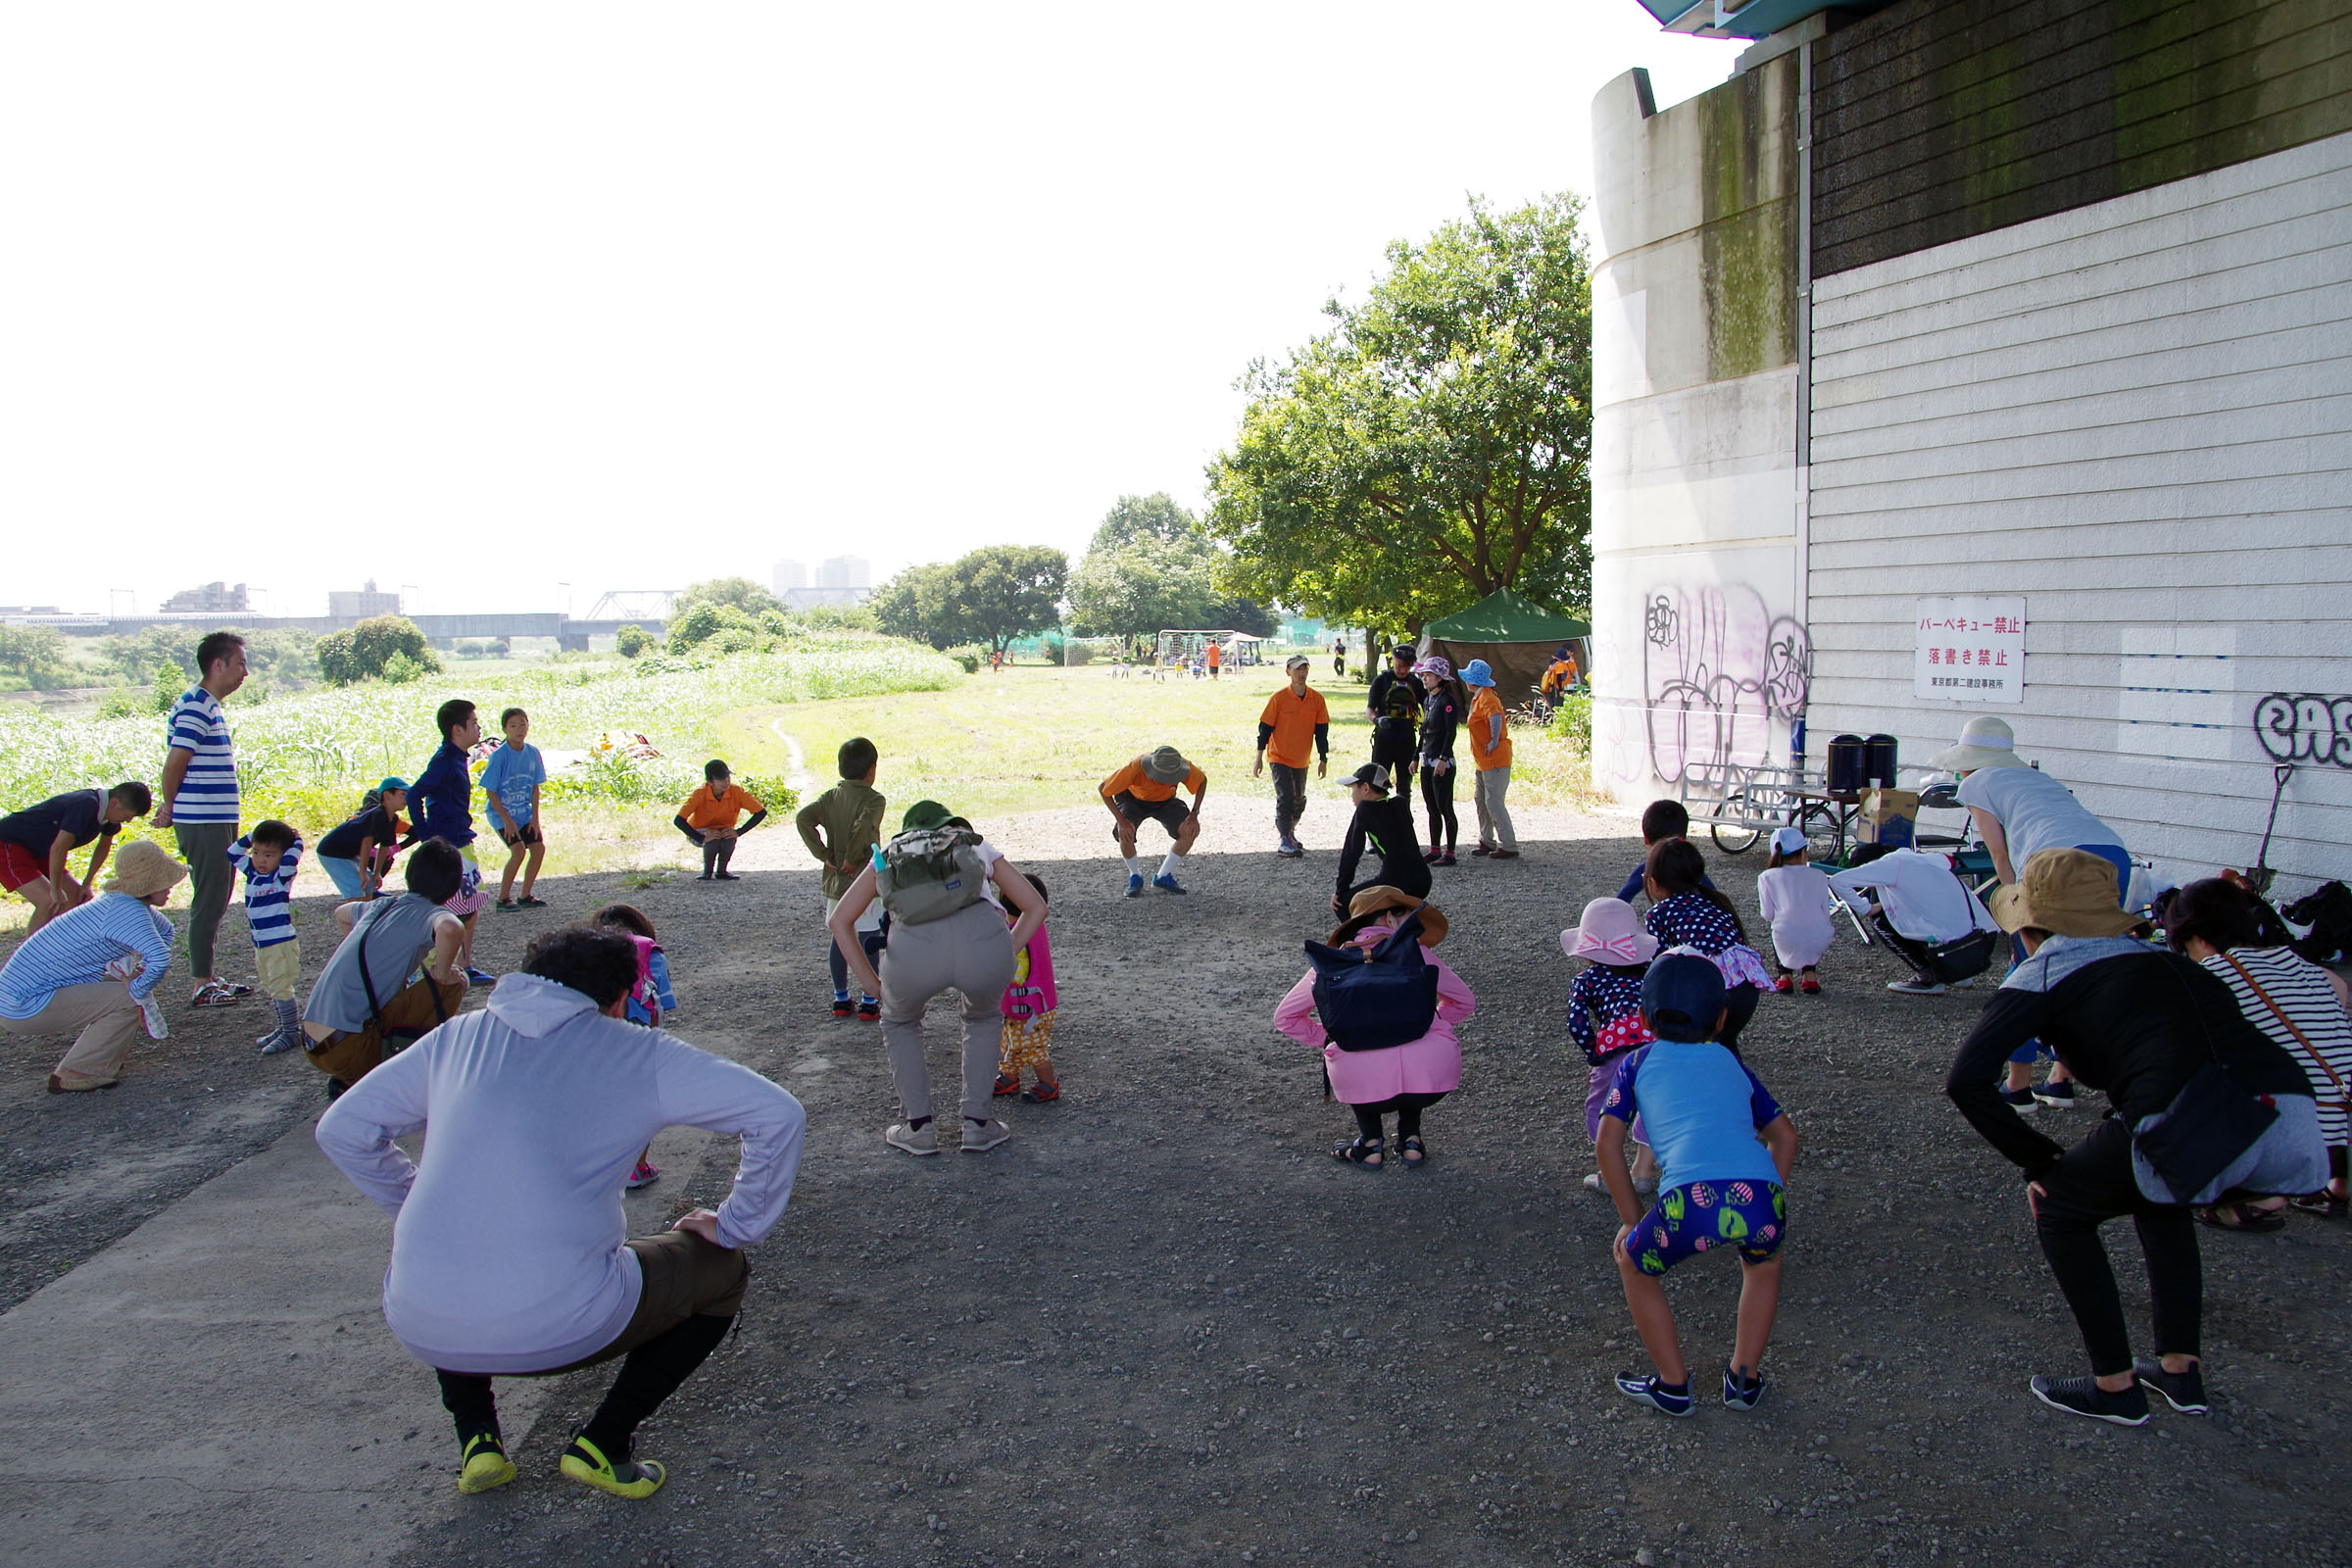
left=1914, top=597, right=2025, bottom=705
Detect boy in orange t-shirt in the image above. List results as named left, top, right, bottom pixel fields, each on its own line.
left=1461, top=660, right=1518, bottom=858
left=675, top=760, right=768, bottom=880
left=1101, top=745, right=1207, bottom=897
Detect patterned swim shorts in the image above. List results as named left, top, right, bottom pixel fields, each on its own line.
left=1627, top=1179, right=1786, bottom=1278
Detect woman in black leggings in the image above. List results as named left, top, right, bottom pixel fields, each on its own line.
left=1946, top=849, right=2323, bottom=1425
left=1414, top=658, right=1461, bottom=866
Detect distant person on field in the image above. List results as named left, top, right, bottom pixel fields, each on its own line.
left=229, top=819, right=307, bottom=1055
left=303, top=838, right=468, bottom=1098
left=1614, top=800, right=1717, bottom=905
left=1252, top=655, right=1329, bottom=859
left=1205, top=639, right=1221, bottom=680
left=1102, top=745, right=1205, bottom=896
left=478, top=707, right=549, bottom=911
left=316, top=779, right=412, bottom=901
left=1332, top=637, right=1347, bottom=679
left=413, top=698, right=494, bottom=986
left=316, top=924, right=807, bottom=1501
left=156, top=630, right=251, bottom=1007
left=1413, top=657, right=1461, bottom=865
left=1599, top=953, right=1798, bottom=1418
left=1459, top=660, right=1518, bottom=859
left=993, top=872, right=1060, bottom=1102
left=830, top=801, right=1048, bottom=1155
left=0, top=781, right=151, bottom=934
left=795, top=737, right=888, bottom=1019
left=1332, top=763, right=1427, bottom=917
left=674, top=760, right=766, bottom=882
left=0, top=839, right=183, bottom=1093
left=1274, top=887, right=1472, bottom=1170
left=1755, top=826, right=1835, bottom=996
left=593, top=903, right=682, bottom=1194
left=1368, top=647, right=1420, bottom=785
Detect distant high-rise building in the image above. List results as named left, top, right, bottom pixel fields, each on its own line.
left=772, top=560, right=808, bottom=594
left=815, top=556, right=869, bottom=590
left=328, top=579, right=404, bottom=619
left=161, top=581, right=251, bottom=613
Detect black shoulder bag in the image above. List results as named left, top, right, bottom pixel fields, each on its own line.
left=2132, top=964, right=2278, bottom=1203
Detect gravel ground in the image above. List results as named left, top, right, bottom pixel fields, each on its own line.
left=4, top=794, right=2348, bottom=1568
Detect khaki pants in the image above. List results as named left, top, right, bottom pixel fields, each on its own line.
left=534, top=1231, right=751, bottom=1374
left=1473, top=764, right=1516, bottom=851
left=173, top=821, right=237, bottom=980
left=304, top=973, right=466, bottom=1086
left=879, top=900, right=1016, bottom=1124
left=3, top=982, right=147, bottom=1087
left=255, top=940, right=302, bottom=1003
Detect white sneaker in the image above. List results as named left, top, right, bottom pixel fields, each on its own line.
left=1887, top=978, right=1948, bottom=995
left=960, top=1118, right=1012, bottom=1153
left=885, top=1122, right=941, bottom=1155
left=1582, top=1172, right=1608, bottom=1194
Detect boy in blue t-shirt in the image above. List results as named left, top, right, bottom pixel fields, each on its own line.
left=477, top=706, right=549, bottom=912
left=1597, top=953, right=1799, bottom=1417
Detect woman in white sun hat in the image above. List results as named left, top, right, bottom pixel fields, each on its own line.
left=1933, top=715, right=2131, bottom=1113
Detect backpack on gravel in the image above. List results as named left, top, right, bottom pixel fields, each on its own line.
left=1304, top=911, right=1440, bottom=1051
left=877, top=826, right=989, bottom=925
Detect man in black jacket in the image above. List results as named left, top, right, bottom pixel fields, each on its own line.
left=1946, top=850, right=2322, bottom=1426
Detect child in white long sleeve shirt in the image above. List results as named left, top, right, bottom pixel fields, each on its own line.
left=1754, top=826, right=1835, bottom=995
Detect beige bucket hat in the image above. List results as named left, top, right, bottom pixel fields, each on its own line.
left=1928, top=715, right=2025, bottom=773
left=1987, top=848, right=2144, bottom=938
left=104, top=839, right=189, bottom=900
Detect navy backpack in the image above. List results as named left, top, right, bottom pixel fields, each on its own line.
left=1305, top=911, right=1440, bottom=1051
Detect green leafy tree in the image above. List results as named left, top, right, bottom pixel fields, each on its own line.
left=614, top=623, right=654, bottom=658
left=675, top=576, right=784, bottom=616
left=1069, top=495, right=1276, bottom=641
left=1205, top=192, right=1594, bottom=632
left=665, top=602, right=758, bottom=654
left=869, top=564, right=954, bottom=649
left=1087, top=492, right=1200, bottom=552
left=317, top=615, right=441, bottom=685
left=149, top=659, right=187, bottom=712
left=935, top=545, right=1067, bottom=655
left=104, top=624, right=200, bottom=681
left=0, top=624, right=71, bottom=685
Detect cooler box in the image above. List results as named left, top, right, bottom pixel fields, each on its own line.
left=1855, top=788, right=1921, bottom=849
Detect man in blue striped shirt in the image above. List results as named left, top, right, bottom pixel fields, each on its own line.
left=155, top=630, right=249, bottom=1007
left=229, top=820, right=305, bottom=1054
left=0, top=839, right=184, bottom=1091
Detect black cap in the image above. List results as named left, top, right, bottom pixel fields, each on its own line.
left=1345, top=762, right=1392, bottom=794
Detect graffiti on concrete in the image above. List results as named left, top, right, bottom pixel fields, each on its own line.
left=2254, top=694, right=2352, bottom=768
left=1642, top=583, right=1810, bottom=783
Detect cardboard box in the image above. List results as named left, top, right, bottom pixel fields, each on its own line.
left=1855, top=788, right=1921, bottom=849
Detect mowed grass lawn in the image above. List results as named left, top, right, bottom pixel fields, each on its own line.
left=715, top=664, right=1597, bottom=825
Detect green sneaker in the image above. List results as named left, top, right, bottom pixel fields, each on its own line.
left=560, top=1435, right=665, bottom=1498
left=457, top=1433, right=517, bottom=1494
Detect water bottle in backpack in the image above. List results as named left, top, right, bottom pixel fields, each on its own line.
left=877, top=826, right=990, bottom=925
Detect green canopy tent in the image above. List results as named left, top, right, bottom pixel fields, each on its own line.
left=1417, top=589, right=1591, bottom=708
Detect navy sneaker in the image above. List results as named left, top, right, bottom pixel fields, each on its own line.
left=1996, top=1085, right=2039, bottom=1112
left=2029, top=1373, right=2148, bottom=1426
left=1615, top=1373, right=1694, bottom=1418
left=2033, top=1079, right=2079, bottom=1109
left=1152, top=872, right=1188, bottom=895
left=2132, top=1358, right=2208, bottom=1415
left=1124, top=873, right=1146, bottom=899
left=465, top=966, right=497, bottom=988
left=1722, top=1364, right=1768, bottom=1411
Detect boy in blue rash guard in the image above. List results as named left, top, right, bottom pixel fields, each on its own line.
left=1597, top=954, right=1800, bottom=1416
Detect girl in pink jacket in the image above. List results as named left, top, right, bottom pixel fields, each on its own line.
left=1274, top=888, right=1475, bottom=1169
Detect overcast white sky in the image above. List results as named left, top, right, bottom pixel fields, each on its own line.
left=0, top=4, right=1740, bottom=617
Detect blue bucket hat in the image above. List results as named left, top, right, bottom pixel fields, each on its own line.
left=1641, top=953, right=1728, bottom=1043
left=1461, top=659, right=1495, bottom=688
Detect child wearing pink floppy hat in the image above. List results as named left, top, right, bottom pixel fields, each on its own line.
left=1564, top=898, right=1660, bottom=1193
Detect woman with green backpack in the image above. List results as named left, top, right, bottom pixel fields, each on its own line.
left=828, top=801, right=1047, bottom=1157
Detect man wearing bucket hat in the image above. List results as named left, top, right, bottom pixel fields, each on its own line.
left=1459, top=659, right=1519, bottom=859
left=1945, top=848, right=2322, bottom=1425
left=0, top=839, right=185, bottom=1092
left=1933, top=716, right=2131, bottom=1110
left=1101, top=745, right=1207, bottom=896
left=1252, top=655, right=1330, bottom=858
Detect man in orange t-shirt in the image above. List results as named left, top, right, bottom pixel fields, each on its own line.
left=1461, top=660, right=1517, bottom=858
left=1251, top=655, right=1330, bottom=858
left=1101, top=745, right=1207, bottom=897
left=674, top=760, right=768, bottom=880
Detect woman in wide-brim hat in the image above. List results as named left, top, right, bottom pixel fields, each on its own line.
left=1935, top=715, right=2132, bottom=1112
left=1272, top=886, right=1473, bottom=1170
left=1945, top=847, right=2324, bottom=1426
left=0, top=839, right=187, bottom=1091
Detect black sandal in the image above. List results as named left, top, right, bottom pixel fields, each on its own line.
left=2289, top=1190, right=2349, bottom=1217
left=1397, top=1135, right=1427, bottom=1168
left=2195, top=1201, right=2287, bottom=1232
left=1333, top=1135, right=1384, bottom=1168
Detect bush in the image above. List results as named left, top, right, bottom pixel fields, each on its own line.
left=1548, top=691, right=1592, bottom=750
left=97, top=687, right=148, bottom=720
left=150, top=660, right=185, bottom=713
left=666, top=603, right=758, bottom=655
left=318, top=615, right=441, bottom=686
left=614, top=623, right=654, bottom=659
left=943, top=644, right=985, bottom=674
left=380, top=651, right=429, bottom=685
